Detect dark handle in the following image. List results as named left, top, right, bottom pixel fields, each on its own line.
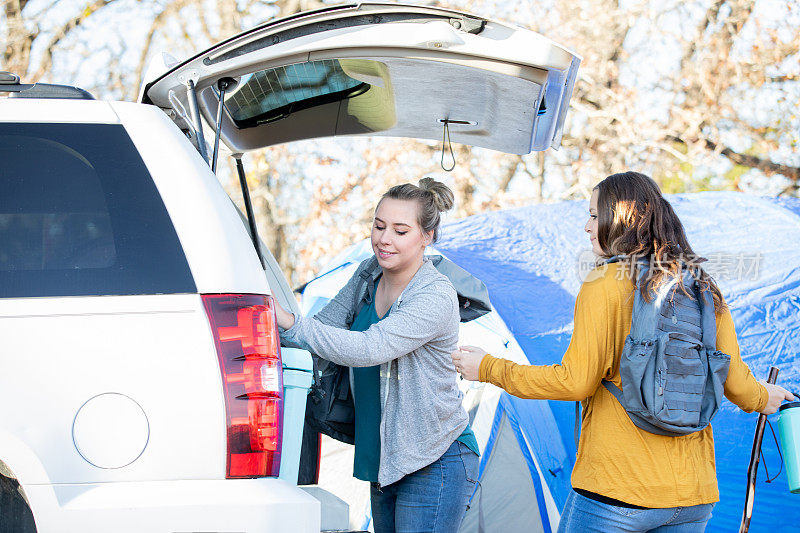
left=739, top=366, right=779, bottom=533
left=766, top=367, right=779, bottom=385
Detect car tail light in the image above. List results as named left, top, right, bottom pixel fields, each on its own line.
left=202, top=294, right=283, bottom=478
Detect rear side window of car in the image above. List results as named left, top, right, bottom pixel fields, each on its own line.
left=0, top=122, right=196, bottom=298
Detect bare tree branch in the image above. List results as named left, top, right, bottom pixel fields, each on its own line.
left=132, top=0, right=193, bottom=100
left=278, top=0, right=326, bottom=17
left=26, top=0, right=64, bottom=19
left=667, top=134, right=800, bottom=183
left=324, top=176, right=365, bottom=206
left=217, top=0, right=241, bottom=40
left=197, top=3, right=215, bottom=43
left=767, top=74, right=799, bottom=83
left=497, top=155, right=522, bottom=194
left=30, top=0, right=119, bottom=81
left=779, top=183, right=799, bottom=197
left=677, top=0, right=724, bottom=76
left=3, top=0, right=38, bottom=74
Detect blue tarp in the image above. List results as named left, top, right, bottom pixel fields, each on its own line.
left=433, top=191, right=800, bottom=532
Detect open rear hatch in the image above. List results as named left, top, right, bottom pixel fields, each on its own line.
left=140, top=2, right=580, bottom=155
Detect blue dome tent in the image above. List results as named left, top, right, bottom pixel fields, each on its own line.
left=300, top=192, right=800, bottom=532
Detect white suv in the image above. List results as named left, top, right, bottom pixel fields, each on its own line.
left=0, top=90, right=318, bottom=531
left=0, top=3, right=579, bottom=532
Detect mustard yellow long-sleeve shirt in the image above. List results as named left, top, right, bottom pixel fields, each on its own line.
left=479, top=261, right=768, bottom=508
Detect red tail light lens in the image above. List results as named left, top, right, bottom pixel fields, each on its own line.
left=202, top=294, right=283, bottom=478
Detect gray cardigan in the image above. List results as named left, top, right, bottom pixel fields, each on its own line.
left=281, top=256, right=468, bottom=486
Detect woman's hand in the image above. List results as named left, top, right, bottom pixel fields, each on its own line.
left=451, top=346, right=488, bottom=381
left=757, top=381, right=796, bottom=415
left=273, top=298, right=296, bottom=331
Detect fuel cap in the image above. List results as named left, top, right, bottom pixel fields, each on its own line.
left=72, top=393, right=149, bottom=469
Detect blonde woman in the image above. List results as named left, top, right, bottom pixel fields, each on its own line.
left=275, top=178, right=479, bottom=533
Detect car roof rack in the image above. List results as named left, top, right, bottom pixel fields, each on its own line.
left=0, top=71, right=95, bottom=100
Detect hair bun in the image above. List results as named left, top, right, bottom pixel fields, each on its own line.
left=418, top=177, right=455, bottom=213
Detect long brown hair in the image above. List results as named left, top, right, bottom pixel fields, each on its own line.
left=594, top=171, right=725, bottom=310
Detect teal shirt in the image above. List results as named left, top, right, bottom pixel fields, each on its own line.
left=350, top=298, right=480, bottom=482
left=457, top=425, right=480, bottom=457
left=350, top=298, right=383, bottom=482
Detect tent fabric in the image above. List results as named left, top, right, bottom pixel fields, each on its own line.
left=461, top=412, right=545, bottom=533
left=302, top=191, right=800, bottom=532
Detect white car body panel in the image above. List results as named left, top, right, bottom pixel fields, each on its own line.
left=0, top=295, right=224, bottom=486
left=25, top=479, right=319, bottom=532
left=0, top=99, right=119, bottom=124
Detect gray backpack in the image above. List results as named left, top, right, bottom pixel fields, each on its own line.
left=602, top=258, right=732, bottom=436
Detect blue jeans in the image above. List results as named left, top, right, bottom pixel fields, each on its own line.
left=371, top=440, right=479, bottom=533
left=558, top=490, right=715, bottom=532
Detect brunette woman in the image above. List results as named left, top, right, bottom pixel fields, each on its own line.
left=452, top=171, right=793, bottom=532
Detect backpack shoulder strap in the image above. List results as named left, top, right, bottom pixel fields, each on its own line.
left=601, top=255, right=650, bottom=338
left=351, top=269, right=372, bottom=322
left=601, top=380, right=625, bottom=403
left=628, top=258, right=655, bottom=340
left=601, top=258, right=652, bottom=395
left=689, top=271, right=718, bottom=350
